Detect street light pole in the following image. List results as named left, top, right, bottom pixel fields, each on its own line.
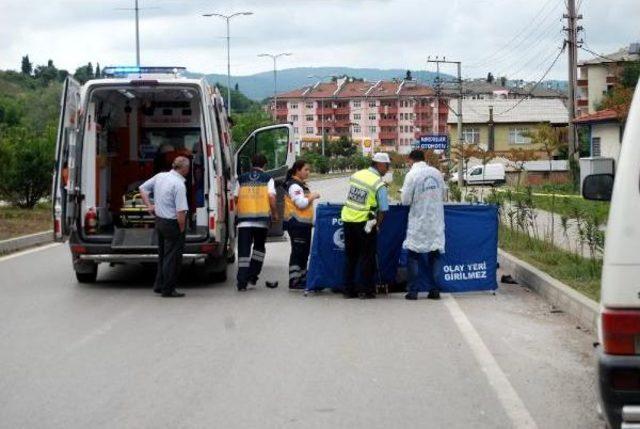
left=202, top=11, right=253, bottom=116
left=258, top=53, right=292, bottom=120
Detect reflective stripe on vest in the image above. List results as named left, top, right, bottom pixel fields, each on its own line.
left=341, top=169, right=384, bottom=223
left=237, top=170, right=271, bottom=222
left=284, top=184, right=314, bottom=225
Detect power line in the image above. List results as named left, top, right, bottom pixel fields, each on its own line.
left=467, top=0, right=564, bottom=70
left=579, top=45, right=619, bottom=63
left=467, top=0, right=559, bottom=68
left=493, top=46, right=566, bottom=117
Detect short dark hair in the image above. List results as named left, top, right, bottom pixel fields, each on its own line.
left=251, top=153, right=268, bottom=168
left=409, top=150, right=425, bottom=161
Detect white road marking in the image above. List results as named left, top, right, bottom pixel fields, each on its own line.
left=0, top=243, right=62, bottom=262
left=65, top=307, right=135, bottom=355
left=444, top=295, right=538, bottom=429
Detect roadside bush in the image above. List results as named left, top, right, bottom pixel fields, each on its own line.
left=0, top=126, right=56, bottom=208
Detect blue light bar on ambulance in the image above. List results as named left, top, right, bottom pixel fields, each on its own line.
left=102, top=66, right=187, bottom=78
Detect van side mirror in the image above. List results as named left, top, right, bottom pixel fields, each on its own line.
left=582, top=174, right=614, bottom=201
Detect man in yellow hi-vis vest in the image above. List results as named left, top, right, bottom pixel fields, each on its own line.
left=235, top=153, right=278, bottom=291
left=340, top=152, right=391, bottom=299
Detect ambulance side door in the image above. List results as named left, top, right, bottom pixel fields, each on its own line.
left=52, top=77, right=82, bottom=242
left=234, top=124, right=294, bottom=237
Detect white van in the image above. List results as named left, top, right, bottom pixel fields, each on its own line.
left=450, top=163, right=506, bottom=186
left=582, top=84, right=640, bottom=429
left=52, top=67, right=295, bottom=283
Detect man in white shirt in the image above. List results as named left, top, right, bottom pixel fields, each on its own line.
left=400, top=150, right=446, bottom=300
left=139, top=156, right=190, bottom=298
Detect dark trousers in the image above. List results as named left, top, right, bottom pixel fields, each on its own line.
left=407, top=250, right=441, bottom=294
left=288, top=225, right=312, bottom=288
left=155, top=217, right=185, bottom=294
left=236, top=227, right=268, bottom=286
left=343, top=221, right=377, bottom=295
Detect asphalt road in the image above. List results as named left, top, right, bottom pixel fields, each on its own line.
left=0, top=176, right=601, bottom=429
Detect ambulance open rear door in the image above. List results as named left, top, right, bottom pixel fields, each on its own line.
left=52, top=77, right=82, bottom=242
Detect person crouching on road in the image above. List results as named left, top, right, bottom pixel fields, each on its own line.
left=400, top=149, right=446, bottom=300
left=340, top=152, right=391, bottom=299
left=235, top=153, right=278, bottom=291
left=139, top=156, right=190, bottom=298
left=283, top=160, right=321, bottom=290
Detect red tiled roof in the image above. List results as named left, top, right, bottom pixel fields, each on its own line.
left=306, top=82, right=338, bottom=98
left=275, top=79, right=436, bottom=100
left=573, top=109, right=619, bottom=124
left=334, top=81, right=375, bottom=98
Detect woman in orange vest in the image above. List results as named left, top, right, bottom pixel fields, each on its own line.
left=283, top=160, right=320, bottom=290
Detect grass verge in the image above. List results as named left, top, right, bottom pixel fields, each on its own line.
left=0, top=203, right=51, bottom=240
left=530, top=194, right=609, bottom=221
left=499, top=224, right=601, bottom=301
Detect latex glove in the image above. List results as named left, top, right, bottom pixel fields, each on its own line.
left=364, top=219, right=377, bottom=234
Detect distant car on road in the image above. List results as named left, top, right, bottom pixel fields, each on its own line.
left=449, top=163, right=506, bottom=186
left=583, top=84, right=640, bottom=429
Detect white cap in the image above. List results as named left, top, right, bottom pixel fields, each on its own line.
left=372, top=152, right=391, bottom=164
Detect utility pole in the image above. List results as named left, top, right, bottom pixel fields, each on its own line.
left=116, top=1, right=159, bottom=67
left=564, top=0, right=582, bottom=177
left=202, top=11, right=254, bottom=116
left=258, top=53, right=292, bottom=120
left=427, top=57, right=462, bottom=186
left=134, top=0, right=140, bottom=66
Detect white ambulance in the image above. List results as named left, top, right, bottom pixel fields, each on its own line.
left=52, top=67, right=294, bottom=283
left=583, top=83, right=640, bottom=428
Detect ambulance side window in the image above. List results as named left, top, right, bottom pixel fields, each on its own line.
left=237, top=135, right=256, bottom=175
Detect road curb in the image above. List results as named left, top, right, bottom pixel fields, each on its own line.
left=498, top=248, right=599, bottom=331
left=0, top=231, right=53, bottom=255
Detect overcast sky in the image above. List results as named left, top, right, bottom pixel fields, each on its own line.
left=1, top=0, right=638, bottom=80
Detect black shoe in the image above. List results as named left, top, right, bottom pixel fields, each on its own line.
left=343, top=292, right=358, bottom=299
left=289, top=283, right=304, bottom=290
left=266, top=281, right=279, bottom=289
left=427, top=289, right=441, bottom=300
left=161, top=290, right=185, bottom=298
left=359, top=292, right=376, bottom=299
left=237, top=284, right=247, bottom=292
left=153, top=288, right=162, bottom=294
left=405, top=293, right=418, bottom=300
left=248, top=275, right=259, bottom=286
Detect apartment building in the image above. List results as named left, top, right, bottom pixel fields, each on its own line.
left=576, top=42, right=640, bottom=117
left=270, top=78, right=448, bottom=154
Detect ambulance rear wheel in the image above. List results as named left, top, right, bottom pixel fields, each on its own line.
left=75, top=266, right=98, bottom=283
left=209, top=266, right=228, bottom=283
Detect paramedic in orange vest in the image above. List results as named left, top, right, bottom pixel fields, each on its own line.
left=283, top=160, right=320, bottom=290
left=234, top=153, right=278, bottom=291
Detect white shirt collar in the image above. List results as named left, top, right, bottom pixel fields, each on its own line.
left=170, top=169, right=186, bottom=182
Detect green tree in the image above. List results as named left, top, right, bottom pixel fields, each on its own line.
left=74, top=62, right=95, bottom=84
left=21, top=55, right=33, bottom=76
left=231, top=107, right=274, bottom=150
left=33, top=60, right=59, bottom=86
left=621, top=60, right=640, bottom=88
left=524, top=123, right=566, bottom=247
left=486, top=72, right=495, bottom=83
left=95, top=63, right=101, bottom=78
left=0, top=126, right=56, bottom=208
